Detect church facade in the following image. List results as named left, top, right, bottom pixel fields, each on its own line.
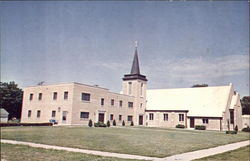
left=21, top=46, right=243, bottom=130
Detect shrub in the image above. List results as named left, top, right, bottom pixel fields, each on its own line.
left=130, top=121, right=134, bottom=126
left=0, top=123, right=52, bottom=127
left=113, top=120, right=116, bottom=126
left=107, top=120, right=110, bottom=127
left=94, top=122, right=107, bottom=127
left=234, top=125, right=238, bottom=132
left=226, top=131, right=237, bottom=134
left=176, top=124, right=185, bottom=128
left=195, top=125, right=206, bottom=130
left=88, top=119, right=93, bottom=127
left=242, top=126, right=250, bottom=132
left=122, top=120, right=125, bottom=126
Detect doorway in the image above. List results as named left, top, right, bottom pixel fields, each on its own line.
left=190, top=118, right=195, bottom=128
left=139, top=115, right=143, bottom=125
left=98, top=113, right=104, bottom=123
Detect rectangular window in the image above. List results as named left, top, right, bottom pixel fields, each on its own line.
left=37, top=110, right=41, bottom=118
left=179, top=114, right=184, bottom=122
left=230, top=110, right=234, bottom=124
left=128, top=82, right=132, bottom=95
left=202, top=118, right=209, bottom=124
left=128, top=102, right=133, bottom=108
left=141, top=83, right=143, bottom=96
left=80, top=112, right=89, bottom=119
left=111, top=99, right=114, bottom=106
left=29, top=94, right=33, bottom=100
left=81, top=93, right=90, bottom=101
left=38, top=93, right=42, bottom=100
left=119, top=115, right=122, bottom=121
left=128, top=115, right=133, bottom=121
left=110, top=114, right=114, bottom=120
left=101, top=98, right=104, bottom=106
left=28, top=110, right=32, bottom=117
left=64, top=91, right=68, bottom=100
left=53, top=92, right=57, bottom=100
left=62, top=111, right=67, bottom=121
left=52, top=111, right=56, bottom=117
left=149, top=113, right=154, bottom=120
left=119, top=100, right=122, bottom=107
left=163, top=114, right=168, bottom=121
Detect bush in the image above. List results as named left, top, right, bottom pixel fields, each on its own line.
left=195, top=125, right=206, bottom=130
left=130, top=121, right=134, bottom=126
left=226, top=131, right=237, bottom=134
left=107, top=120, right=110, bottom=127
left=242, top=126, right=250, bottom=132
left=112, top=120, right=116, bottom=126
left=88, top=119, right=93, bottom=127
left=234, top=125, right=238, bottom=132
left=0, top=123, right=52, bottom=127
left=176, top=124, right=185, bottom=128
left=94, top=122, right=107, bottom=127
left=122, top=120, right=125, bottom=126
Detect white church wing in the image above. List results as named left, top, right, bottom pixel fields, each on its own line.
left=146, top=85, right=233, bottom=117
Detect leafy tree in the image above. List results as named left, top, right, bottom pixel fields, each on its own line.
left=192, top=84, right=208, bottom=88
left=0, top=81, right=23, bottom=119
left=241, top=96, right=250, bottom=115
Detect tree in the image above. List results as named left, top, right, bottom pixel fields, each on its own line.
left=0, top=81, right=23, bottom=119
left=192, top=84, right=208, bottom=88
left=241, top=96, right=250, bottom=115
left=130, top=121, right=134, bottom=126
left=88, top=119, right=93, bottom=127
left=107, top=120, right=110, bottom=127
left=122, top=120, right=125, bottom=126
left=113, top=120, right=116, bottom=126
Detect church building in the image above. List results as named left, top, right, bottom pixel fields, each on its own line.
left=21, top=45, right=243, bottom=130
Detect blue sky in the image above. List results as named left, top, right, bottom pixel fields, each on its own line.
left=1, top=1, right=249, bottom=96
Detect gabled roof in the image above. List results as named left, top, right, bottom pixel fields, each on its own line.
left=146, top=85, right=233, bottom=117
left=0, top=108, right=9, bottom=118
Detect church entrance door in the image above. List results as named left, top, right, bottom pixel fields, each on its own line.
left=98, top=113, right=104, bottom=123
left=139, top=115, right=143, bottom=125
left=190, top=118, right=195, bottom=128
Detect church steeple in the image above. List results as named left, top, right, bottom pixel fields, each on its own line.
left=123, top=42, right=147, bottom=81
left=130, top=44, right=140, bottom=75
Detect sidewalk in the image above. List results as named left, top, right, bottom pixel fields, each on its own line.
left=1, top=139, right=249, bottom=161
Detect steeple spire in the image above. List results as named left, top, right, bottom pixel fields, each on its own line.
left=130, top=41, right=140, bottom=75
left=122, top=42, right=147, bottom=81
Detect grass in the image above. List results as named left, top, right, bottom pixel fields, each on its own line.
left=1, top=126, right=249, bottom=157
left=194, top=145, right=250, bottom=161
left=1, top=143, right=140, bottom=161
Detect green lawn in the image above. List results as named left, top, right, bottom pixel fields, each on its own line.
left=1, top=143, right=140, bottom=161
left=1, top=126, right=249, bottom=157
left=194, top=145, right=250, bottom=161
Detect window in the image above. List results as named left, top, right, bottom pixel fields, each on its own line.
left=140, top=83, right=143, bottom=96
left=52, top=111, right=56, bottom=117
left=140, top=103, right=143, bottom=108
left=81, top=93, right=90, bottom=101
left=163, top=114, right=168, bottom=121
left=128, top=82, right=132, bottom=95
left=111, top=99, right=114, bottom=106
left=119, top=115, right=122, bottom=121
left=38, top=93, right=42, bottom=100
left=28, top=110, right=32, bottom=117
left=37, top=110, right=41, bottom=118
left=149, top=113, right=154, bottom=120
left=101, top=98, right=104, bottom=105
left=128, top=115, right=133, bottom=121
left=53, top=92, right=57, bottom=100
left=230, top=110, right=234, bottom=124
left=110, top=114, right=114, bottom=120
left=119, top=100, right=122, bottom=107
left=202, top=118, right=209, bottom=124
left=179, top=114, right=184, bottom=122
left=80, top=112, right=89, bottom=119
left=64, top=91, right=68, bottom=100
left=62, top=111, right=67, bottom=121
left=128, top=102, right=133, bottom=108
left=29, top=94, right=33, bottom=100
